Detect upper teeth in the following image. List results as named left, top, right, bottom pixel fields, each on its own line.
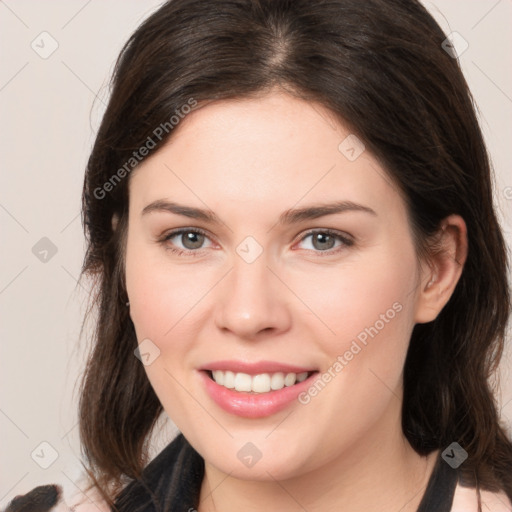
left=211, top=370, right=309, bottom=393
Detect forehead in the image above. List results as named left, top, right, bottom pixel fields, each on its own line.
left=128, top=92, right=405, bottom=221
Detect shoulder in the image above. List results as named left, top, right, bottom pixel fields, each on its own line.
left=451, top=483, right=512, bottom=512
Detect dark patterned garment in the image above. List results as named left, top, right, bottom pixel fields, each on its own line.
left=112, top=434, right=458, bottom=512
left=5, top=434, right=460, bottom=512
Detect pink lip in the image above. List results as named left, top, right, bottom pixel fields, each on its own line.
left=198, top=369, right=318, bottom=419
left=199, top=360, right=315, bottom=375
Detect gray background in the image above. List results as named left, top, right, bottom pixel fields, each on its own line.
left=1, top=0, right=511, bottom=507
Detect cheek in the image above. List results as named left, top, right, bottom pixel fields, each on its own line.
left=289, top=249, right=418, bottom=462
left=125, top=228, right=209, bottom=342
left=127, top=268, right=199, bottom=340
left=125, top=236, right=222, bottom=413
left=295, top=244, right=419, bottom=386
left=125, top=243, right=213, bottom=428
left=127, top=271, right=212, bottom=387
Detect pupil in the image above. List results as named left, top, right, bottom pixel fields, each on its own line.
left=183, top=232, right=203, bottom=249
left=313, top=233, right=334, bottom=250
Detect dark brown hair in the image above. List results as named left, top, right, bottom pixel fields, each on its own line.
left=79, top=0, right=512, bottom=507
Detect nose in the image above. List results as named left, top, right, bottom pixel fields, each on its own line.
left=214, top=252, right=292, bottom=340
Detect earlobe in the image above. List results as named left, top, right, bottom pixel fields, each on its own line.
left=414, top=215, right=468, bottom=324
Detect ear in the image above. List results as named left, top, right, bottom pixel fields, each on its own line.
left=414, top=214, right=468, bottom=324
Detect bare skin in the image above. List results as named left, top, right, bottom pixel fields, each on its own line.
left=124, top=88, right=467, bottom=511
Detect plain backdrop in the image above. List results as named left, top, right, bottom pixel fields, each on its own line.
left=1, top=0, right=511, bottom=508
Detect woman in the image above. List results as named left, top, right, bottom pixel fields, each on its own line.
left=6, top=0, right=511, bottom=511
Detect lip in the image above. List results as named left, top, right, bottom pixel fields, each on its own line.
left=198, top=368, right=319, bottom=419
left=199, top=360, right=316, bottom=375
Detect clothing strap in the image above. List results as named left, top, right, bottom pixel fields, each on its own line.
left=416, top=451, right=459, bottom=512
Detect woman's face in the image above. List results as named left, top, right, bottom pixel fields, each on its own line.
left=125, top=90, right=428, bottom=480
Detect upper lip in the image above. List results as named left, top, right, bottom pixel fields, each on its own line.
left=199, top=360, right=317, bottom=375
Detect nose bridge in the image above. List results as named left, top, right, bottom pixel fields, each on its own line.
left=232, top=251, right=271, bottom=299
left=214, top=242, right=290, bottom=337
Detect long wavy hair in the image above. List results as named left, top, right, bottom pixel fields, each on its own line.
left=78, top=0, right=512, bottom=507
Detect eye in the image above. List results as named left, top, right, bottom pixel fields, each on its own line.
left=160, top=228, right=213, bottom=255
left=159, top=227, right=353, bottom=257
left=295, top=229, right=353, bottom=254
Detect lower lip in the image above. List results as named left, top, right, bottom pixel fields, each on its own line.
left=199, top=370, right=318, bottom=418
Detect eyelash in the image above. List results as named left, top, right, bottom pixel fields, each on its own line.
left=159, top=227, right=354, bottom=258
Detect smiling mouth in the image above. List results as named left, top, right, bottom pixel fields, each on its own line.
left=205, top=369, right=318, bottom=394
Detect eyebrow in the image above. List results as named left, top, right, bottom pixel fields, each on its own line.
left=141, top=199, right=377, bottom=225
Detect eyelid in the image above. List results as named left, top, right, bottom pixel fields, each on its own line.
left=161, top=226, right=211, bottom=241
left=292, top=228, right=354, bottom=253
left=160, top=226, right=214, bottom=253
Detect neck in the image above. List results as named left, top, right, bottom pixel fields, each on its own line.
left=197, top=399, right=439, bottom=512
